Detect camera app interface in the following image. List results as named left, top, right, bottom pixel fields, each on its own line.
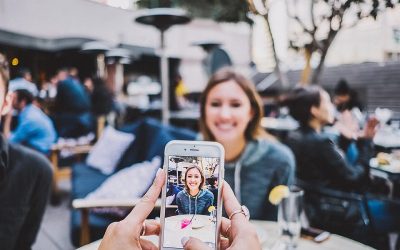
left=163, top=155, right=220, bottom=249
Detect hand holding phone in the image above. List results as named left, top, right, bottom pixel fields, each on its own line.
left=182, top=181, right=261, bottom=250
left=99, top=169, right=165, bottom=250
left=160, top=140, right=224, bottom=250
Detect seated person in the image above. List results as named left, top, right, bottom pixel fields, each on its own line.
left=283, top=86, right=376, bottom=192
left=3, top=89, right=57, bottom=155
left=9, top=68, right=38, bottom=97
left=198, top=68, right=295, bottom=220
left=52, top=68, right=94, bottom=138
left=166, top=182, right=182, bottom=205
left=208, top=176, right=219, bottom=206
left=330, top=79, right=368, bottom=164
left=84, top=77, right=114, bottom=117
left=0, top=53, right=53, bottom=250
left=176, top=165, right=214, bottom=215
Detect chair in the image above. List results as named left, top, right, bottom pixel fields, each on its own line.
left=70, top=118, right=197, bottom=246
left=296, top=180, right=372, bottom=244
left=49, top=115, right=106, bottom=202
left=365, top=195, right=400, bottom=250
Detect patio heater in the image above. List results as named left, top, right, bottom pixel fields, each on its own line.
left=135, top=8, right=191, bottom=125
left=105, top=47, right=132, bottom=95
left=81, top=41, right=111, bottom=78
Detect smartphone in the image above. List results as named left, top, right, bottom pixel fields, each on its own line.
left=301, top=227, right=330, bottom=243
left=159, top=140, right=225, bottom=250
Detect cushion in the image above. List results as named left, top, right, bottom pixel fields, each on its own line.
left=71, top=163, right=111, bottom=246
left=85, top=157, right=161, bottom=200
left=116, top=118, right=197, bottom=171
left=86, top=126, right=135, bottom=175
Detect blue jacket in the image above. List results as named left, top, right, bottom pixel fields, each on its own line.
left=176, top=189, right=214, bottom=215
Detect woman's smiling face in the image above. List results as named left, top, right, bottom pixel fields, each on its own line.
left=205, top=80, right=253, bottom=145
left=186, top=168, right=202, bottom=193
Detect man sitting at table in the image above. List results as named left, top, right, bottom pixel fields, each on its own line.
left=52, top=68, right=94, bottom=138
left=3, top=89, right=57, bottom=155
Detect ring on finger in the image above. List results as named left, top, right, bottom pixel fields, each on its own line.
left=140, top=221, right=146, bottom=236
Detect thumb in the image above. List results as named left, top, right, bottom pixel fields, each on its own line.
left=182, top=236, right=212, bottom=250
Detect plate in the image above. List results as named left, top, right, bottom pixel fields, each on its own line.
left=191, top=216, right=211, bottom=229
left=370, top=158, right=400, bottom=173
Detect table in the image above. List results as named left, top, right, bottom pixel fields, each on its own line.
left=77, top=220, right=373, bottom=250
left=373, top=128, right=400, bottom=149
left=370, top=157, right=400, bottom=198
left=163, top=215, right=215, bottom=248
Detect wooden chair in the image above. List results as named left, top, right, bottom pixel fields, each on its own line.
left=72, top=198, right=169, bottom=246
left=49, top=144, right=93, bottom=199
left=49, top=115, right=107, bottom=202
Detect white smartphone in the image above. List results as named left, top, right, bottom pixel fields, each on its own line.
left=159, top=140, right=225, bottom=250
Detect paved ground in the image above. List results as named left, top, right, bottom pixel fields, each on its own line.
left=32, top=180, right=75, bottom=250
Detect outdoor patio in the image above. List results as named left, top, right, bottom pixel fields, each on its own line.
left=33, top=181, right=74, bottom=250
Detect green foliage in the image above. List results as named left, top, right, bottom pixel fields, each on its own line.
left=136, top=0, right=250, bottom=23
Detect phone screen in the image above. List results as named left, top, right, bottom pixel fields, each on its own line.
left=162, top=154, right=221, bottom=249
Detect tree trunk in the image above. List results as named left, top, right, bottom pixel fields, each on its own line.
left=263, top=14, right=288, bottom=87
left=311, top=31, right=338, bottom=84
left=300, top=48, right=312, bottom=86
left=310, top=47, right=328, bottom=84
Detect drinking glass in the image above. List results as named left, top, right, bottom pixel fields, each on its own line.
left=277, top=186, right=303, bottom=249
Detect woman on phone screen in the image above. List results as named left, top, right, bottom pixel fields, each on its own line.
left=176, top=165, right=214, bottom=215
left=199, top=68, right=295, bottom=220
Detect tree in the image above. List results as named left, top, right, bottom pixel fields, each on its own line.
left=136, top=0, right=250, bottom=23
left=286, top=0, right=400, bottom=85
left=137, top=0, right=286, bottom=87
left=247, top=0, right=289, bottom=87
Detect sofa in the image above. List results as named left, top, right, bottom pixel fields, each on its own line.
left=70, top=118, right=197, bottom=246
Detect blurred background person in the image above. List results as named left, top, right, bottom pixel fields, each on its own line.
left=199, top=68, right=295, bottom=220
left=84, top=77, right=114, bottom=117
left=0, top=52, right=53, bottom=250
left=331, top=79, right=377, bottom=165
left=9, top=67, right=38, bottom=97
left=52, top=68, right=94, bottom=138
left=283, top=86, right=377, bottom=192
left=3, top=88, right=57, bottom=155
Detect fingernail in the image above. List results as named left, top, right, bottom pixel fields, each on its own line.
left=156, top=168, right=162, bottom=177
left=181, top=236, right=190, bottom=246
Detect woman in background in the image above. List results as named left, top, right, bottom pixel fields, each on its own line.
left=199, top=68, right=295, bottom=220
left=283, top=86, right=376, bottom=191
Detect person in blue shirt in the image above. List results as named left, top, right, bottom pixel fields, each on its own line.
left=4, top=89, right=57, bottom=155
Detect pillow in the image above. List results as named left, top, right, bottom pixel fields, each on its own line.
left=86, top=126, right=135, bottom=175
left=85, top=156, right=161, bottom=200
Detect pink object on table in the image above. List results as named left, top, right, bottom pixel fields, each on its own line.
left=181, top=218, right=191, bottom=229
